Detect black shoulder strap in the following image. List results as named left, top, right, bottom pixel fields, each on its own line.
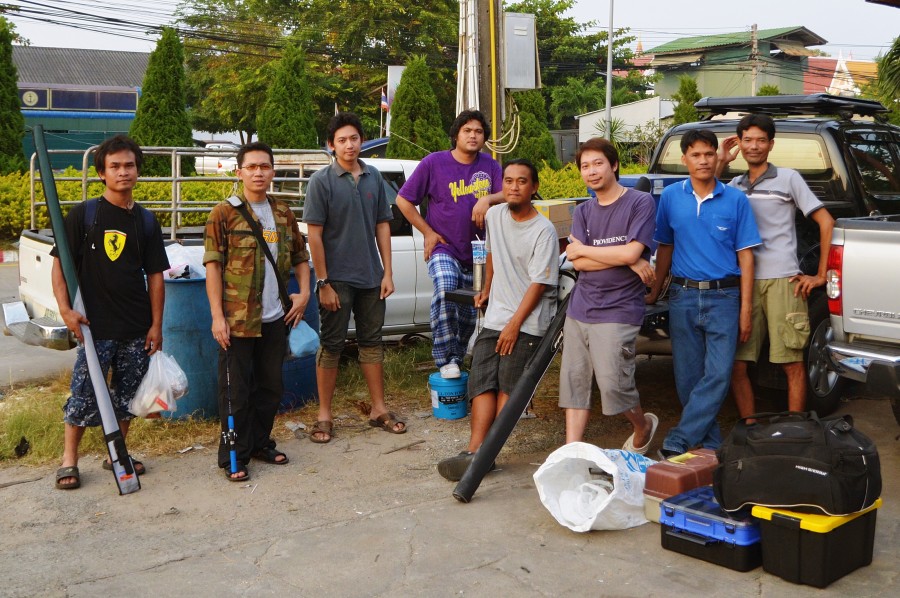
left=84, top=197, right=154, bottom=244
left=228, top=196, right=291, bottom=313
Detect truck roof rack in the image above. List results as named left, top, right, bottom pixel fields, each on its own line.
left=694, top=93, right=888, bottom=120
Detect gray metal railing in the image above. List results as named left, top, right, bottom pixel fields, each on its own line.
left=29, top=146, right=333, bottom=239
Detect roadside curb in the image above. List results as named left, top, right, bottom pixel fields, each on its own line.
left=0, top=251, right=18, bottom=264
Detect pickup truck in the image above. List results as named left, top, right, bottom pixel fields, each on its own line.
left=825, top=215, right=900, bottom=423
left=194, top=142, right=239, bottom=175
left=3, top=148, right=432, bottom=348
left=619, top=93, right=900, bottom=415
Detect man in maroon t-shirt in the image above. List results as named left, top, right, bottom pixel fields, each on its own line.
left=560, top=137, right=658, bottom=453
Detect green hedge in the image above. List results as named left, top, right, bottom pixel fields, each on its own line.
left=537, top=162, right=647, bottom=200
left=0, top=168, right=234, bottom=240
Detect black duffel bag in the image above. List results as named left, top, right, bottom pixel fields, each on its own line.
left=713, top=411, right=881, bottom=516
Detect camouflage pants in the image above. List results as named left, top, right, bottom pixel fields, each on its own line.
left=63, top=338, right=149, bottom=427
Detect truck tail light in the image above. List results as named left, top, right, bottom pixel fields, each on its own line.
left=826, top=245, right=843, bottom=316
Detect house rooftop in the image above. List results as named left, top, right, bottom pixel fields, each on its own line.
left=646, top=26, right=826, bottom=55
left=12, top=46, right=149, bottom=89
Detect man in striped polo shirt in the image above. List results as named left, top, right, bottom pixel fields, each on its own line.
left=717, top=114, right=835, bottom=416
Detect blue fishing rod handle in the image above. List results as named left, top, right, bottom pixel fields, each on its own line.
left=228, top=415, right=238, bottom=474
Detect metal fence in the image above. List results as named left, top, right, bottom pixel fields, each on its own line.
left=29, top=146, right=333, bottom=239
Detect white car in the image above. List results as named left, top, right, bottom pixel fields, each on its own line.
left=296, top=158, right=432, bottom=337
left=195, top=142, right=239, bottom=175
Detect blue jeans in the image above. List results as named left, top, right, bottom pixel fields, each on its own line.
left=663, top=284, right=741, bottom=453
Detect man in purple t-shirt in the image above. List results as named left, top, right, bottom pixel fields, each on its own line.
left=396, top=110, right=504, bottom=379
left=560, top=137, right=659, bottom=453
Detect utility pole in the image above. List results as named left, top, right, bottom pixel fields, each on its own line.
left=750, top=23, right=758, bottom=96
left=604, top=0, right=614, bottom=141
left=476, top=0, right=503, bottom=156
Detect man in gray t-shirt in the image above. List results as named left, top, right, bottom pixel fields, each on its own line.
left=437, top=159, right=558, bottom=481
left=717, top=113, right=835, bottom=416
left=304, top=112, right=406, bottom=443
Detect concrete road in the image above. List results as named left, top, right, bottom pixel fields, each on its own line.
left=0, top=392, right=896, bottom=597
left=0, top=262, right=75, bottom=388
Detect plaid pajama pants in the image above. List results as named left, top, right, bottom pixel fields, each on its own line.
left=428, top=252, right=477, bottom=368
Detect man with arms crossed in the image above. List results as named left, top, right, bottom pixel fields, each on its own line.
left=204, top=142, right=310, bottom=481
left=647, top=130, right=761, bottom=459
left=717, top=114, right=835, bottom=416
left=561, top=137, right=658, bottom=451
left=396, top=110, right=504, bottom=379
left=437, top=159, right=558, bottom=481
left=52, top=135, right=169, bottom=490
left=304, top=112, right=405, bottom=443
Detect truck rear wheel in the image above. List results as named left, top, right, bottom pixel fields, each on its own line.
left=805, top=297, right=846, bottom=415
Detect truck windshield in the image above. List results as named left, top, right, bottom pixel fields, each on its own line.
left=656, top=133, right=831, bottom=177
left=847, top=131, right=900, bottom=195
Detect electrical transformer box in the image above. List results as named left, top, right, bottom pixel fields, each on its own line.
left=504, top=13, right=539, bottom=91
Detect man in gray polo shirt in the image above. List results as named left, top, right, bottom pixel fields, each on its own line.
left=304, top=112, right=406, bottom=443
left=717, top=113, right=835, bottom=416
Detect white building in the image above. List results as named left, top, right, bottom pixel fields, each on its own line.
left=575, top=96, right=675, bottom=143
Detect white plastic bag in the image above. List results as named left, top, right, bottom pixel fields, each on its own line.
left=128, top=352, right=188, bottom=417
left=533, top=442, right=655, bottom=532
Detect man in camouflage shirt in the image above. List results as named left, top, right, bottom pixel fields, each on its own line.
left=204, top=142, right=311, bottom=482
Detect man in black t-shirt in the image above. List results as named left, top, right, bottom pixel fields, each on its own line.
left=51, top=135, right=169, bottom=490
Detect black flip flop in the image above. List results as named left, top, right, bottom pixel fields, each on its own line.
left=55, top=466, right=80, bottom=490
left=224, top=464, right=250, bottom=482
left=252, top=447, right=289, bottom=465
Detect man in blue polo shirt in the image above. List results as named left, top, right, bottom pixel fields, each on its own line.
left=647, top=129, right=761, bottom=459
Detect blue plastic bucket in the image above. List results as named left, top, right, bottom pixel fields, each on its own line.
left=428, top=372, right=469, bottom=420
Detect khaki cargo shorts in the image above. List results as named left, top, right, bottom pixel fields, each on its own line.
left=735, top=277, right=810, bottom=364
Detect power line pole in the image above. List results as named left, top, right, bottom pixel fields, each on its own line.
left=750, top=23, right=758, bottom=96
left=604, top=0, right=614, bottom=140
left=476, top=0, right=503, bottom=156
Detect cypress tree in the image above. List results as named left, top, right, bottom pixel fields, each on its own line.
left=386, top=56, right=449, bottom=159
left=504, top=90, right=561, bottom=169
left=0, top=18, right=26, bottom=174
left=672, top=75, right=701, bottom=126
left=129, top=28, right=194, bottom=175
left=257, top=42, right=318, bottom=149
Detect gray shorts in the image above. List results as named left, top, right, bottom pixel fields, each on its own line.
left=559, top=317, right=640, bottom=415
left=468, top=328, right=541, bottom=399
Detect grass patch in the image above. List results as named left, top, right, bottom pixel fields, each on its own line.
left=0, top=338, right=439, bottom=466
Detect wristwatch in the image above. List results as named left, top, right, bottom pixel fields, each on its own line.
left=315, top=278, right=330, bottom=291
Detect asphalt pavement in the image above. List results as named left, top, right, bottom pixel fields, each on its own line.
left=0, top=256, right=898, bottom=597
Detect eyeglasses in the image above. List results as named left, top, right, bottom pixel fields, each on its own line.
left=241, top=163, right=273, bottom=172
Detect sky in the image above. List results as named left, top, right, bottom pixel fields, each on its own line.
left=3, top=0, right=898, bottom=62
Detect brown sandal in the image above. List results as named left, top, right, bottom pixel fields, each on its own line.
left=369, top=412, right=407, bottom=434
left=309, top=421, right=333, bottom=443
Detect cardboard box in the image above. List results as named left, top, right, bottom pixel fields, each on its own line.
left=752, top=499, right=882, bottom=588
left=533, top=199, right=576, bottom=238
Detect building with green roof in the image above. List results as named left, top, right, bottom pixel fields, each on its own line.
left=645, top=26, right=827, bottom=98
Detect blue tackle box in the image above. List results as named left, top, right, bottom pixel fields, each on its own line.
left=659, top=486, right=762, bottom=571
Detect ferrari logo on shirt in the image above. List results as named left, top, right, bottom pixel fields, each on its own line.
left=104, top=230, right=127, bottom=261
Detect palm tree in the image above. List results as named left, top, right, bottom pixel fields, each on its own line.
left=879, top=36, right=900, bottom=99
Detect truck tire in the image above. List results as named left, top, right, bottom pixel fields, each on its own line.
left=805, top=296, right=846, bottom=415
